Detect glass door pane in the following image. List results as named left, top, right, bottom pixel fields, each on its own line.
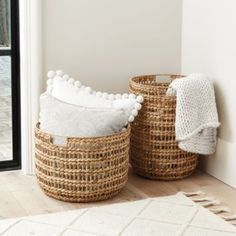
left=0, top=56, right=12, bottom=161
left=0, top=0, right=20, bottom=169
left=0, top=0, right=11, bottom=48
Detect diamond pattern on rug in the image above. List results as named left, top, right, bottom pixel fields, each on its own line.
left=1, top=220, right=62, bottom=236
left=139, top=201, right=197, bottom=224
left=122, top=218, right=181, bottom=236
left=61, top=229, right=96, bottom=236
left=0, top=193, right=235, bottom=236
left=184, top=226, right=236, bottom=236
left=70, top=209, right=132, bottom=236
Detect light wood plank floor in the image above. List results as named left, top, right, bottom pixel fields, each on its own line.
left=0, top=169, right=235, bottom=219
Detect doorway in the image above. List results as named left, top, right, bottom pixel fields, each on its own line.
left=0, top=0, right=21, bottom=170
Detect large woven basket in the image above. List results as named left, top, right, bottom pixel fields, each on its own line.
left=35, top=123, right=130, bottom=202
left=129, top=74, right=198, bottom=180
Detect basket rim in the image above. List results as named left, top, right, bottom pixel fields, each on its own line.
left=35, top=122, right=130, bottom=141
left=129, top=74, right=185, bottom=89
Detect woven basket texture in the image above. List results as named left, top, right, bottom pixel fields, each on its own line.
left=129, top=74, right=198, bottom=180
left=35, top=123, right=130, bottom=202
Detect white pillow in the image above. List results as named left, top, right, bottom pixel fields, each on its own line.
left=46, top=70, right=143, bottom=122
left=40, top=93, right=132, bottom=145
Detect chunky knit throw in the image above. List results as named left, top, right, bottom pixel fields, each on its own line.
left=166, top=74, right=220, bottom=155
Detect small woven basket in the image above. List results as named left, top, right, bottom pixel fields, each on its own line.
left=35, top=123, right=130, bottom=202
left=129, top=74, right=198, bottom=180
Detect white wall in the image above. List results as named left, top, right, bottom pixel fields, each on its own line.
left=42, top=0, right=182, bottom=93
left=182, top=0, right=236, bottom=188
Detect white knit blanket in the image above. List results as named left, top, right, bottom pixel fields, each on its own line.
left=166, top=74, right=220, bottom=155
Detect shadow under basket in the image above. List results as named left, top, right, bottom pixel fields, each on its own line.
left=34, top=123, right=130, bottom=202
left=129, top=74, right=198, bottom=180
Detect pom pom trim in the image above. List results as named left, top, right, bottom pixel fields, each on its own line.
left=46, top=69, right=144, bottom=124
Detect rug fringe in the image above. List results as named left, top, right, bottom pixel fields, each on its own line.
left=191, top=196, right=215, bottom=202
left=181, top=191, right=204, bottom=196
left=201, top=200, right=221, bottom=207
left=182, top=191, right=236, bottom=227
left=222, top=215, right=236, bottom=221
left=210, top=207, right=231, bottom=214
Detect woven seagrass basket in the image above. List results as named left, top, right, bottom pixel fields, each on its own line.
left=129, top=74, right=198, bottom=180
left=35, top=123, right=130, bottom=202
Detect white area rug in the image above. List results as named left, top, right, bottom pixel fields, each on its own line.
left=0, top=193, right=235, bottom=236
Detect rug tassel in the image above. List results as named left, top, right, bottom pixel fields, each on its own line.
left=201, top=200, right=221, bottom=207
left=210, top=207, right=231, bottom=214
left=221, top=215, right=236, bottom=221
left=191, top=196, right=215, bottom=202
left=183, top=191, right=236, bottom=227
left=181, top=191, right=205, bottom=197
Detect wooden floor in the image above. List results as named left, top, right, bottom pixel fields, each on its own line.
left=0, top=168, right=236, bottom=219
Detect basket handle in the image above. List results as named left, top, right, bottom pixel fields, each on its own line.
left=155, top=74, right=183, bottom=83
left=170, top=75, right=183, bottom=80
left=50, top=135, right=71, bottom=147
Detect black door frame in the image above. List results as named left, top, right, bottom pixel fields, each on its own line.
left=0, top=0, right=21, bottom=170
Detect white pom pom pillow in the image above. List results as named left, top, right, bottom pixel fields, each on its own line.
left=40, top=93, right=133, bottom=145
left=39, top=70, right=143, bottom=144
left=46, top=70, right=143, bottom=123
